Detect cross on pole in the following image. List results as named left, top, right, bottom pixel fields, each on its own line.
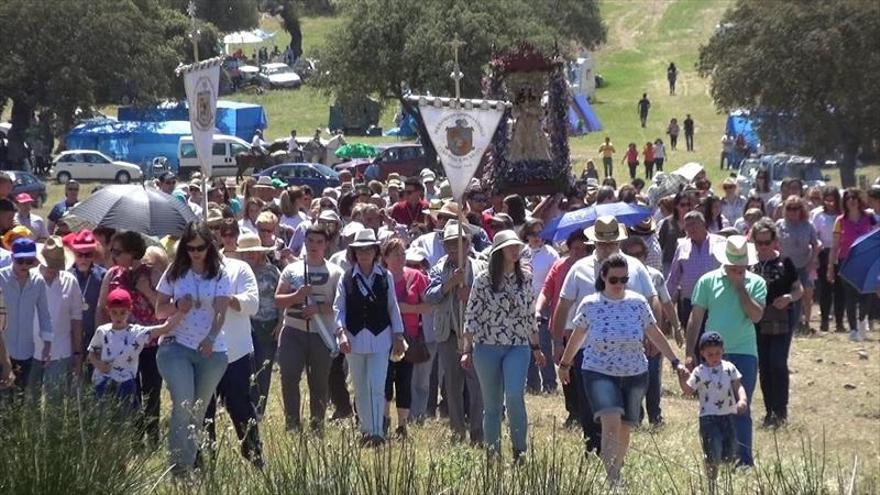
left=445, top=34, right=466, bottom=103
left=187, top=0, right=201, bottom=63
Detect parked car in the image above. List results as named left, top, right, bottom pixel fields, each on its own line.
left=51, top=150, right=144, bottom=184
left=255, top=163, right=340, bottom=192
left=367, top=144, right=430, bottom=181
left=736, top=153, right=828, bottom=195
left=8, top=171, right=47, bottom=207
left=291, top=58, right=317, bottom=80
left=178, top=134, right=251, bottom=178
left=258, top=63, right=302, bottom=89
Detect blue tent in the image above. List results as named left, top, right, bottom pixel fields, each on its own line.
left=118, top=100, right=268, bottom=141
left=568, top=94, right=602, bottom=135
left=65, top=120, right=198, bottom=170
left=384, top=111, right=419, bottom=137
left=725, top=110, right=759, bottom=151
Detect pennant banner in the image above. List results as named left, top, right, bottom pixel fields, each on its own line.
left=181, top=58, right=222, bottom=178
left=417, top=99, right=506, bottom=200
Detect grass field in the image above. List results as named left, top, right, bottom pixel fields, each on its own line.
left=11, top=1, right=880, bottom=493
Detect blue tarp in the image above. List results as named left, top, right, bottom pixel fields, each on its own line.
left=384, top=111, right=418, bottom=137
left=726, top=110, right=801, bottom=153
left=725, top=110, right=759, bottom=150
left=65, top=120, right=197, bottom=170
left=118, top=100, right=268, bottom=141
left=568, top=94, right=602, bottom=135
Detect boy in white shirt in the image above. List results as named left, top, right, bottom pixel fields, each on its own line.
left=678, top=332, right=748, bottom=483
left=88, top=288, right=183, bottom=409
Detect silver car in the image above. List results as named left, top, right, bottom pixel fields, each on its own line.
left=736, top=153, right=828, bottom=196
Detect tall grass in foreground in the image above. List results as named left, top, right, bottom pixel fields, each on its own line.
left=0, top=398, right=876, bottom=494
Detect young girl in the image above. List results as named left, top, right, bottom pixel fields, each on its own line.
left=677, top=332, right=748, bottom=483
left=642, top=141, right=655, bottom=180
left=88, top=288, right=184, bottom=409
left=623, top=143, right=639, bottom=180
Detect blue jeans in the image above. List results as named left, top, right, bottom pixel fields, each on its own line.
left=156, top=342, right=228, bottom=472
left=699, top=414, right=736, bottom=464
left=527, top=318, right=556, bottom=392
left=724, top=353, right=757, bottom=466
left=472, top=344, right=530, bottom=454
left=95, top=378, right=141, bottom=411
left=410, top=341, right=438, bottom=420
left=582, top=369, right=648, bottom=427
left=348, top=350, right=390, bottom=437
left=30, top=357, right=72, bottom=403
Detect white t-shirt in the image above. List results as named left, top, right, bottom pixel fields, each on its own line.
left=646, top=265, right=671, bottom=304
left=572, top=291, right=656, bottom=376
left=810, top=207, right=836, bottom=248
left=88, top=323, right=153, bottom=384
left=33, top=269, right=82, bottom=360
left=157, top=267, right=232, bottom=352
left=686, top=360, right=743, bottom=417
left=219, top=257, right=259, bottom=362
left=522, top=244, right=560, bottom=296
left=279, top=259, right=344, bottom=333
left=559, top=253, right=657, bottom=329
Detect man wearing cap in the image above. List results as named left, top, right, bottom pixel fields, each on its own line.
left=187, top=181, right=204, bottom=216
left=13, top=193, right=48, bottom=241
left=551, top=216, right=658, bottom=453
left=627, top=215, right=662, bottom=271
left=719, top=178, right=746, bottom=225
left=420, top=169, right=438, bottom=201
left=685, top=235, right=767, bottom=466
left=69, top=230, right=107, bottom=364
left=203, top=225, right=264, bottom=466
left=48, top=180, right=80, bottom=234
left=425, top=222, right=486, bottom=443
left=390, top=178, right=428, bottom=227
left=0, top=238, right=53, bottom=397
left=667, top=211, right=724, bottom=330
left=30, top=236, right=84, bottom=400
left=157, top=172, right=178, bottom=195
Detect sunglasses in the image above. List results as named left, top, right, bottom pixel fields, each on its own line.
left=404, top=189, right=419, bottom=195
left=785, top=206, right=801, bottom=211
left=723, top=185, right=735, bottom=189
left=220, top=231, right=237, bottom=238
left=607, top=276, right=629, bottom=285
left=754, top=239, right=774, bottom=246
left=186, top=243, right=208, bottom=253
left=470, top=195, right=488, bottom=203
left=14, top=258, right=36, bottom=266
left=75, top=251, right=95, bottom=259
left=258, top=228, right=274, bottom=234
left=163, top=180, right=177, bottom=186
left=627, top=250, right=646, bottom=258
left=110, top=248, right=123, bottom=256
left=66, top=188, right=80, bottom=192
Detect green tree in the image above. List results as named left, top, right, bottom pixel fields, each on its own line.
left=698, top=0, right=880, bottom=187
left=312, top=0, right=605, bottom=159
left=0, top=0, right=193, bottom=168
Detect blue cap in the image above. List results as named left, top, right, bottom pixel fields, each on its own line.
left=11, top=237, right=37, bottom=259
left=698, top=331, right=724, bottom=350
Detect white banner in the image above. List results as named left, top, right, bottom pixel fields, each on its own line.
left=182, top=59, right=221, bottom=178
left=419, top=102, right=505, bottom=200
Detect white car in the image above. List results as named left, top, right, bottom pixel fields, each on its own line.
left=178, top=134, right=251, bottom=178
left=52, top=150, right=144, bottom=184
left=258, top=63, right=302, bottom=89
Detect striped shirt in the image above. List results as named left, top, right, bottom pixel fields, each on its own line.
left=666, top=234, right=724, bottom=300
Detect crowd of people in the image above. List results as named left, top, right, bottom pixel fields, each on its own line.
left=0, top=161, right=877, bottom=486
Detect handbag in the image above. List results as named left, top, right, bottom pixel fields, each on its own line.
left=404, top=315, right=431, bottom=364
left=759, top=306, right=791, bottom=336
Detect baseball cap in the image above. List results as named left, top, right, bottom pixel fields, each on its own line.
left=14, top=193, right=33, bottom=204
left=11, top=237, right=37, bottom=259
left=698, top=331, right=724, bottom=350
left=107, top=288, right=133, bottom=309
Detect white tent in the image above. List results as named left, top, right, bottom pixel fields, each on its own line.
left=223, top=29, right=276, bottom=54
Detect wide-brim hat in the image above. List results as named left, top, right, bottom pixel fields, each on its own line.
left=254, top=176, right=274, bottom=188
left=436, top=201, right=462, bottom=219
left=442, top=220, right=471, bottom=242
left=628, top=215, right=655, bottom=235
left=490, top=229, right=524, bottom=255
left=70, top=229, right=98, bottom=253
left=713, top=235, right=758, bottom=266
left=236, top=233, right=273, bottom=253
left=348, top=228, right=380, bottom=248
left=585, top=215, right=628, bottom=243
left=206, top=208, right=224, bottom=226
left=37, top=235, right=74, bottom=270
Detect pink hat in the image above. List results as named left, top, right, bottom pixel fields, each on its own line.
left=14, top=193, right=33, bottom=204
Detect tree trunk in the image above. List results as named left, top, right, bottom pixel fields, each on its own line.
left=399, top=97, right=438, bottom=172
left=839, top=137, right=859, bottom=188
left=5, top=98, right=33, bottom=171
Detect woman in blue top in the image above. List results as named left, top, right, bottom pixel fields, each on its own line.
left=558, top=254, right=685, bottom=486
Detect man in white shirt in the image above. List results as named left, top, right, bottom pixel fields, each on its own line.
left=719, top=177, right=747, bottom=225
left=14, top=193, right=49, bottom=241
left=30, top=237, right=83, bottom=402
left=203, top=232, right=263, bottom=467
left=551, top=216, right=659, bottom=454
left=287, top=129, right=302, bottom=159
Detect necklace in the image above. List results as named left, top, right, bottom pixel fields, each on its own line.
left=79, top=268, right=93, bottom=312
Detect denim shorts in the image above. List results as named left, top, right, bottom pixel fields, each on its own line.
left=699, top=414, right=737, bottom=464
left=795, top=266, right=814, bottom=289
left=581, top=369, right=648, bottom=426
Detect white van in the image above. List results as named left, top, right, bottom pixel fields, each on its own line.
left=178, top=134, right=251, bottom=178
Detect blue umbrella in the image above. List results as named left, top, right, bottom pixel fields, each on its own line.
left=839, top=229, right=880, bottom=294
left=543, top=202, right=652, bottom=243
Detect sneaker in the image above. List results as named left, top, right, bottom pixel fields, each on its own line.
left=849, top=329, right=862, bottom=342
left=820, top=320, right=829, bottom=332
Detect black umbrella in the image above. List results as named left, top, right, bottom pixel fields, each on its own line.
left=67, top=185, right=199, bottom=237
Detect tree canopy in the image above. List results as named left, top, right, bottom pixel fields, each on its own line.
left=698, top=0, right=880, bottom=186
left=166, top=0, right=259, bottom=33
left=0, top=0, right=218, bottom=167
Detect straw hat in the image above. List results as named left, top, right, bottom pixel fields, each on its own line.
left=584, top=215, right=628, bottom=243
left=490, top=229, right=524, bottom=255
left=37, top=235, right=74, bottom=270
left=348, top=229, right=380, bottom=248
left=436, top=201, right=462, bottom=219
left=236, top=233, right=273, bottom=253
left=254, top=176, right=274, bottom=188
left=442, top=221, right=471, bottom=242
left=206, top=208, right=224, bottom=226
left=712, top=235, right=758, bottom=266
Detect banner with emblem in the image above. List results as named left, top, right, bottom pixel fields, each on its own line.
left=180, top=57, right=223, bottom=178
left=416, top=97, right=507, bottom=200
